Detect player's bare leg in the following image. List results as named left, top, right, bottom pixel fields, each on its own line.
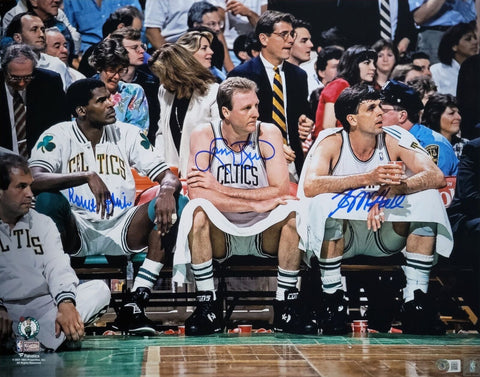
left=184, top=208, right=224, bottom=335
left=263, top=212, right=318, bottom=334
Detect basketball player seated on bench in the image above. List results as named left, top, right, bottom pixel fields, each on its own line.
left=173, top=77, right=317, bottom=335
left=299, top=84, right=450, bottom=335
left=28, top=79, right=183, bottom=335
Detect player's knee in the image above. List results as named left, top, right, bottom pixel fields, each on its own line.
left=191, top=208, right=210, bottom=233
left=409, top=222, right=437, bottom=237
left=324, top=218, right=344, bottom=240
left=283, top=211, right=297, bottom=230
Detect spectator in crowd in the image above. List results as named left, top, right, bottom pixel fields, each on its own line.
left=390, top=62, right=423, bottom=83
left=0, top=44, right=69, bottom=157
left=411, top=50, right=432, bottom=77
left=2, top=0, right=81, bottom=59
left=313, top=45, right=376, bottom=138
left=89, top=38, right=149, bottom=133
left=409, top=0, right=476, bottom=64
left=334, top=0, right=417, bottom=55
left=216, top=0, right=268, bottom=66
left=406, top=74, right=437, bottom=121
left=407, top=74, right=437, bottom=105
left=45, top=26, right=85, bottom=83
left=173, top=76, right=317, bottom=336
left=447, top=138, right=480, bottom=316
left=372, top=38, right=399, bottom=90
left=430, top=22, right=478, bottom=96
left=177, top=29, right=225, bottom=83
left=457, top=53, right=480, bottom=140
left=228, top=11, right=314, bottom=182
left=77, top=5, right=144, bottom=78
left=109, top=27, right=160, bottom=144
left=148, top=42, right=220, bottom=178
left=29, top=78, right=183, bottom=335
left=187, top=1, right=234, bottom=73
left=6, top=12, right=71, bottom=90
left=0, top=153, right=110, bottom=352
left=308, top=46, right=343, bottom=117
left=299, top=84, right=450, bottom=335
left=232, top=32, right=260, bottom=63
left=381, top=79, right=458, bottom=176
left=63, top=0, right=142, bottom=53
left=423, top=93, right=467, bottom=158
left=144, top=0, right=223, bottom=50
left=287, top=19, right=317, bottom=96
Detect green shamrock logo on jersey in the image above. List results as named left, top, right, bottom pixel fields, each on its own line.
left=140, top=133, right=152, bottom=150
left=37, top=135, right=56, bottom=153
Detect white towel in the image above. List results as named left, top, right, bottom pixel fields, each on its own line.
left=172, top=198, right=300, bottom=284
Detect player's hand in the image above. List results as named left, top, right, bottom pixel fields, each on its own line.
left=0, top=308, right=13, bottom=341
left=367, top=203, right=385, bottom=232
left=155, top=185, right=177, bottom=236
left=298, top=114, right=313, bottom=140
left=368, top=164, right=404, bottom=186
left=283, top=144, right=296, bottom=163
left=254, top=195, right=298, bottom=213
left=55, top=302, right=84, bottom=342
left=87, top=172, right=114, bottom=219
left=187, top=168, right=222, bottom=191
left=226, top=0, right=251, bottom=16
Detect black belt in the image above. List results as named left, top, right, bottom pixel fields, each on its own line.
left=419, top=25, right=451, bottom=32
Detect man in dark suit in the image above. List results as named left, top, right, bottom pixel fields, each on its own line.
left=228, top=10, right=313, bottom=180
left=0, top=43, right=69, bottom=157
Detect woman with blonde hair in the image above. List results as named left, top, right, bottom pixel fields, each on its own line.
left=149, top=42, right=220, bottom=177
left=177, top=30, right=226, bottom=83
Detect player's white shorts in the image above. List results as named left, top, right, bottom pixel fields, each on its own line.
left=72, top=206, right=145, bottom=257
left=325, top=218, right=407, bottom=259
left=215, top=233, right=277, bottom=263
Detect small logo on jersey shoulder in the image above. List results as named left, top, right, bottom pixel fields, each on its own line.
left=425, top=144, right=439, bottom=165
left=17, top=317, right=40, bottom=339
left=37, top=135, right=56, bottom=153
left=140, top=134, right=152, bottom=150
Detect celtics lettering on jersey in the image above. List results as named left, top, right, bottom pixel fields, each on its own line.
left=0, top=229, right=43, bottom=255
left=199, top=122, right=272, bottom=189
left=67, top=152, right=127, bottom=179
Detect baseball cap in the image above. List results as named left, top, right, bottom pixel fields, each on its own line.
left=381, top=80, right=424, bottom=114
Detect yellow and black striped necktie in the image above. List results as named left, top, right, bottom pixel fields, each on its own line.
left=272, top=66, right=287, bottom=144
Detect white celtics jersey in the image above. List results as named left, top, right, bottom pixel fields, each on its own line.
left=209, top=120, right=269, bottom=226
left=210, top=120, right=269, bottom=189
left=29, top=121, right=168, bottom=221
left=333, top=130, right=391, bottom=177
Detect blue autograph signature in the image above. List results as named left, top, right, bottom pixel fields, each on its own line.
left=194, top=138, right=275, bottom=172
left=68, top=188, right=133, bottom=213
left=328, top=187, right=405, bottom=217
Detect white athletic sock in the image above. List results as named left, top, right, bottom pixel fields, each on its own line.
left=402, top=251, right=434, bottom=302
left=276, top=267, right=300, bottom=301
left=319, top=256, right=343, bottom=294
left=132, top=258, right=163, bottom=291
left=191, top=260, right=216, bottom=300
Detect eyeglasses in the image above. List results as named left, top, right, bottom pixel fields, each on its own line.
left=104, top=67, right=128, bottom=77
left=123, top=43, right=146, bottom=53
left=203, top=21, right=224, bottom=29
left=6, top=72, right=35, bottom=82
left=271, top=30, right=297, bottom=41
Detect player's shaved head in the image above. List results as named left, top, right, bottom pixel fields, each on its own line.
left=66, top=78, right=107, bottom=117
